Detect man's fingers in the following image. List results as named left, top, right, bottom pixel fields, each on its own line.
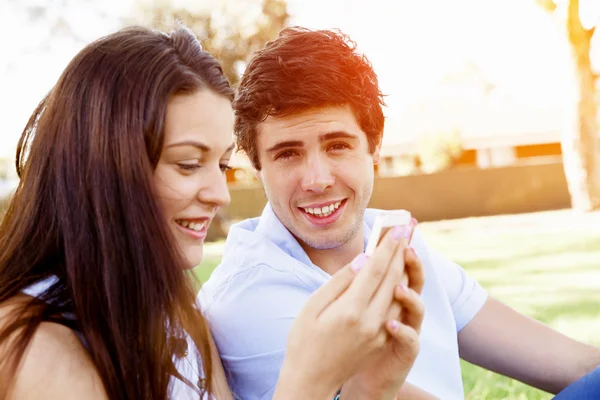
left=368, top=232, right=407, bottom=320
left=407, top=217, right=418, bottom=243
left=404, top=246, right=425, bottom=294
left=385, top=319, right=420, bottom=359
left=305, top=260, right=360, bottom=317
left=385, top=301, right=402, bottom=323
left=345, top=229, right=401, bottom=306
left=394, top=284, right=425, bottom=333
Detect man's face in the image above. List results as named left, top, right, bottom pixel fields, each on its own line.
left=255, top=105, right=380, bottom=250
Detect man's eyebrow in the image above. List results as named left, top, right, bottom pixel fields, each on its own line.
left=319, top=131, right=359, bottom=142
left=265, top=140, right=304, bottom=154
left=265, top=131, right=358, bottom=154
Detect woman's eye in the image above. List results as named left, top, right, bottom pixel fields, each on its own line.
left=220, top=164, right=232, bottom=172
left=177, top=163, right=200, bottom=172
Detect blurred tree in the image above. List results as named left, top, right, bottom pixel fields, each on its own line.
left=537, top=0, right=600, bottom=211
left=2, top=0, right=121, bottom=73
left=18, top=0, right=128, bottom=42
left=417, top=129, right=464, bottom=174
left=133, top=0, right=289, bottom=86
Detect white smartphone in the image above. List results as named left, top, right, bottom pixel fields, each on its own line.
left=365, top=210, right=412, bottom=257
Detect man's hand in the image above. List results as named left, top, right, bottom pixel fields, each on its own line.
left=275, top=225, right=420, bottom=400
left=341, top=244, right=428, bottom=400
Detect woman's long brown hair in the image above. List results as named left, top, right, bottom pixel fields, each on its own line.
left=0, top=26, right=234, bottom=399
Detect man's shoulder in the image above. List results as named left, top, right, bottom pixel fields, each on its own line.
left=199, top=256, right=317, bottom=360
left=199, top=249, right=317, bottom=318
left=207, top=228, right=303, bottom=284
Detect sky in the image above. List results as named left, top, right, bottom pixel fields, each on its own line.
left=1, top=0, right=599, bottom=160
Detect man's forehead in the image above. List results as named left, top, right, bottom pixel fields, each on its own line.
left=256, top=106, right=360, bottom=141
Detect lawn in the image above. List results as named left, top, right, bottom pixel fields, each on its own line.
left=193, top=209, right=600, bottom=400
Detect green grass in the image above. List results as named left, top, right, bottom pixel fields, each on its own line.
left=193, top=210, right=600, bottom=400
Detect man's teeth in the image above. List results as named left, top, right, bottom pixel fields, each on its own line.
left=302, top=201, right=342, bottom=217
left=176, top=220, right=207, bottom=231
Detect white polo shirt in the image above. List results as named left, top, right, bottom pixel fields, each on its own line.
left=200, top=203, right=488, bottom=400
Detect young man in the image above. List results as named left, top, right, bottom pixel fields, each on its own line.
left=200, top=27, right=600, bottom=400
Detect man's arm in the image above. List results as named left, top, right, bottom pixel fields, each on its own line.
left=458, top=296, right=600, bottom=394
left=395, top=382, right=439, bottom=399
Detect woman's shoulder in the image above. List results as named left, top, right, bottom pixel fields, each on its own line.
left=0, top=295, right=107, bottom=399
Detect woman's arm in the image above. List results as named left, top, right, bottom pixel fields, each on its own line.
left=5, top=319, right=107, bottom=400
left=206, top=329, right=234, bottom=400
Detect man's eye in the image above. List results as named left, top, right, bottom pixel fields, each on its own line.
left=276, top=150, right=298, bottom=160
left=329, top=143, right=350, bottom=151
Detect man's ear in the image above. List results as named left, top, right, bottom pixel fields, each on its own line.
left=372, top=140, right=382, bottom=165
left=254, top=169, right=262, bottom=181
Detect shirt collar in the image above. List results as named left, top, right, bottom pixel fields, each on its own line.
left=255, top=202, right=378, bottom=268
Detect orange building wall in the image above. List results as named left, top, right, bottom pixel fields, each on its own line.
left=454, top=149, right=477, bottom=166
left=515, top=142, right=562, bottom=158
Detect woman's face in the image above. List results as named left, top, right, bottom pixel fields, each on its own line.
left=153, top=89, right=234, bottom=268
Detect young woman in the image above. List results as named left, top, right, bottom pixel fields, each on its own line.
left=0, top=26, right=424, bottom=400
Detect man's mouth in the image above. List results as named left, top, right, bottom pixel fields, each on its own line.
left=300, top=200, right=343, bottom=218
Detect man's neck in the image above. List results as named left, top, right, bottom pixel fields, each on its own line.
left=302, top=230, right=365, bottom=276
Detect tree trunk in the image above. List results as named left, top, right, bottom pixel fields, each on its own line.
left=562, top=0, right=600, bottom=211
